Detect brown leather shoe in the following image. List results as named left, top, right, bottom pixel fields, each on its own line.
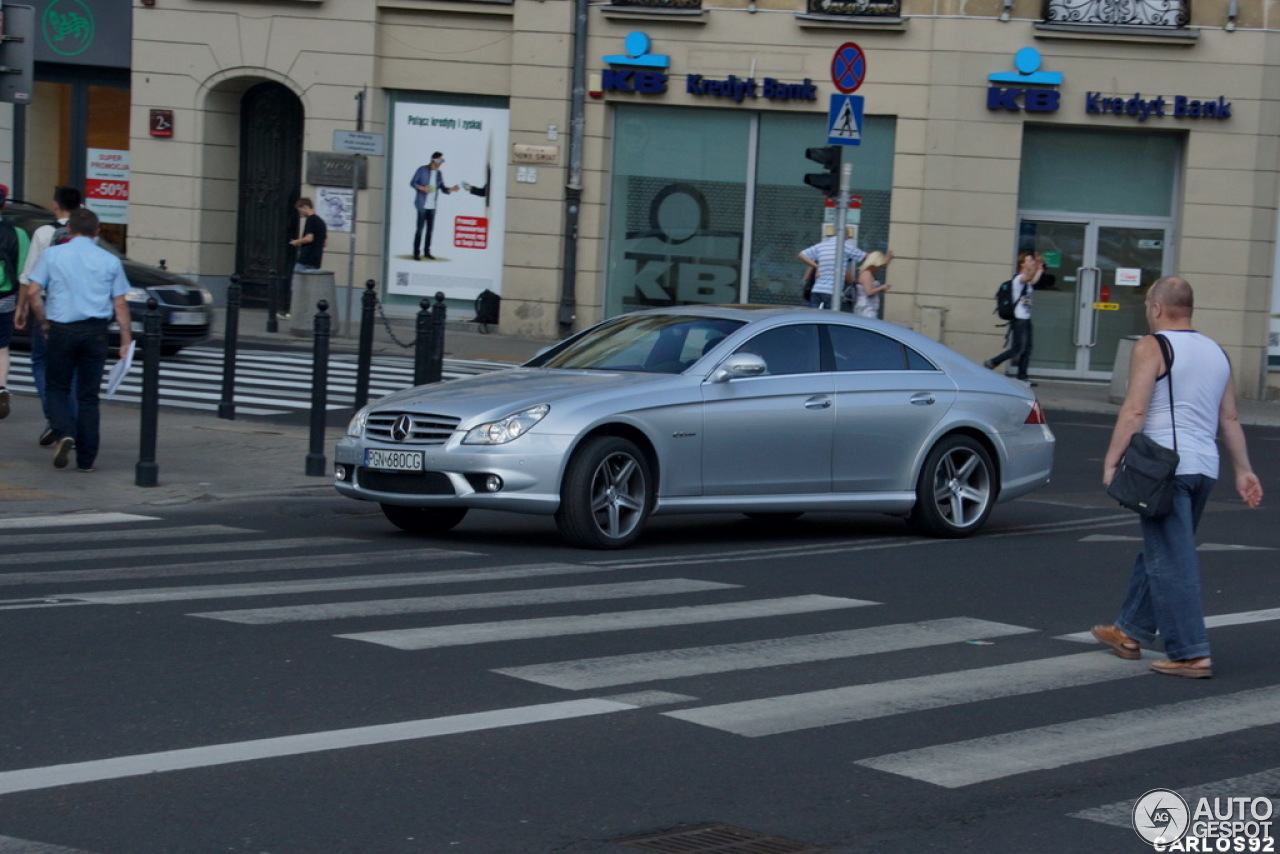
left=1150, top=657, right=1212, bottom=679
left=1091, top=625, right=1141, bottom=660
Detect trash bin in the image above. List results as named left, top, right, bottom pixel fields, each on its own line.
left=289, top=270, right=337, bottom=337
left=1109, top=335, right=1142, bottom=404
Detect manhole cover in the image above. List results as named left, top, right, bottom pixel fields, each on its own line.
left=613, top=823, right=825, bottom=853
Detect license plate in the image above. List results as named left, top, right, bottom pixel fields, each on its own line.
left=364, top=448, right=423, bottom=471
left=168, top=311, right=205, bottom=325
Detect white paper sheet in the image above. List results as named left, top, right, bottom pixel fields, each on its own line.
left=104, top=341, right=136, bottom=399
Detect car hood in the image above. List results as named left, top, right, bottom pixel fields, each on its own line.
left=120, top=258, right=200, bottom=290
left=372, top=367, right=681, bottom=420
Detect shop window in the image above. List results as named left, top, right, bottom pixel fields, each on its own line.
left=608, top=0, right=702, bottom=7
left=804, top=0, right=902, bottom=17
left=1042, top=0, right=1189, bottom=28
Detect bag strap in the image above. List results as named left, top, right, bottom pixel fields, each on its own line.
left=1155, top=333, right=1177, bottom=454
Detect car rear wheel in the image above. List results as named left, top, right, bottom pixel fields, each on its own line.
left=380, top=503, right=468, bottom=535
left=555, top=436, right=651, bottom=549
left=907, top=434, right=995, bottom=538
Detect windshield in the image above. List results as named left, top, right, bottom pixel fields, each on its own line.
left=527, top=314, right=745, bottom=374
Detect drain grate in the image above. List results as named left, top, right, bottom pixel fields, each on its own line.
left=613, top=823, right=826, bottom=853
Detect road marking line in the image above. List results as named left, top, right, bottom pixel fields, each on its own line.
left=0, top=549, right=479, bottom=587
left=664, top=652, right=1147, bottom=737
left=856, top=686, right=1280, bottom=788
left=9, top=537, right=359, bottom=566
left=494, top=617, right=1035, bottom=690
left=53, top=563, right=607, bottom=606
left=0, top=513, right=158, bottom=531
left=1070, top=767, right=1280, bottom=827
left=192, top=579, right=739, bottom=624
left=0, top=525, right=254, bottom=548
left=1056, top=607, right=1280, bottom=645
left=339, top=595, right=879, bottom=651
left=0, top=700, right=636, bottom=797
left=0, top=835, right=97, bottom=853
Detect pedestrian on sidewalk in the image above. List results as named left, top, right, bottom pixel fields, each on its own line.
left=1091, top=276, right=1263, bottom=679
left=16, top=185, right=82, bottom=443
left=798, top=231, right=865, bottom=310
left=0, top=184, right=31, bottom=420
left=985, top=251, right=1041, bottom=383
left=23, top=208, right=133, bottom=472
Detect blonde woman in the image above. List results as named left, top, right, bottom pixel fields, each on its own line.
left=852, top=250, right=892, bottom=318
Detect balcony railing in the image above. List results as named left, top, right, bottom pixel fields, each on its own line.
left=806, top=0, right=902, bottom=15
left=608, top=0, right=702, bottom=8
left=1042, top=0, right=1190, bottom=28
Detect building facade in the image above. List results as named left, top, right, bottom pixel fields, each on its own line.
left=6, top=0, right=1279, bottom=396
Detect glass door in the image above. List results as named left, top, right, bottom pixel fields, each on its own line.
left=1018, top=217, right=1171, bottom=377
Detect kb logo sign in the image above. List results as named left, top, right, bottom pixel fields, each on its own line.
left=986, top=47, right=1063, bottom=115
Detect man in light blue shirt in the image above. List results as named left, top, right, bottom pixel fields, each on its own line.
left=24, top=208, right=132, bottom=472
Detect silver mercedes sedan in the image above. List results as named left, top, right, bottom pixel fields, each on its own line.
left=335, top=306, right=1055, bottom=549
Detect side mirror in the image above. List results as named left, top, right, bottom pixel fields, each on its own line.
left=710, top=352, right=767, bottom=383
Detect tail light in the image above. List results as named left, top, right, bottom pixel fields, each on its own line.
left=1025, top=400, right=1047, bottom=425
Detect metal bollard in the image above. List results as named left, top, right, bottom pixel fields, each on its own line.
left=218, top=274, right=241, bottom=420
left=305, top=300, right=331, bottom=477
left=426, top=291, right=447, bottom=384
left=135, top=298, right=162, bottom=487
left=266, top=268, right=279, bottom=333
left=413, top=297, right=432, bottom=386
left=354, top=279, right=377, bottom=410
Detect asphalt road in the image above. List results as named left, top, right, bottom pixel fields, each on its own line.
left=1, top=411, right=1277, bottom=854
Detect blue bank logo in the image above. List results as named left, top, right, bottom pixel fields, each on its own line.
left=601, top=31, right=669, bottom=95
left=987, top=47, right=1061, bottom=113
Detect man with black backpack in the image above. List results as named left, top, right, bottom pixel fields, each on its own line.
left=17, top=186, right=81, bottom=443
left=0, top=184, right=32, bottom=420
left=984, top=251, right=1042, bottom=384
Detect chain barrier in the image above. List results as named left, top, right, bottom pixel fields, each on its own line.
left=375, top=298, right=417, bottom=350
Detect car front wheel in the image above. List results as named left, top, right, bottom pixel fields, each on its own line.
left=907, top=435, right=995, bottom=538
left=380, top=503, right=468, bottom=536
left=555, top=436, right=652, bottom=549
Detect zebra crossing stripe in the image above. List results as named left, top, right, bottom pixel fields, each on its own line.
left=339, top=595, right=878, bottom=651
left=856, top=685, right=1280, bottom=788
left=0, top=512, right=158, bottom=531
left=664, top=651, right=1147, bottom=737
left=9, top=537, right=360, bottom=566
left=0, top=548, right=478, bottom=587
left=494, top=617, right=1035, bottom=691
left=1070, top=767, right=1280, bottom=827
left=0, top=699, right=637, bottom=797
left=1056, top=607, right=1280, bottom=645
left=0, top=835, right=97, bottom=853
left=55, top=563, right=607, bottom=605
left=191, top=579, right=739, bottom=623
left=0, top=524, right=254, bottom=548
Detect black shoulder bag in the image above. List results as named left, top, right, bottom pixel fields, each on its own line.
left=1106, top=334, right=1179, bottom=518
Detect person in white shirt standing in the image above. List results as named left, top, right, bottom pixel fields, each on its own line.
left=1091, top=276, right=1263, bottom=678
left=984, top=251, right=1041, bottom=383
left=798, top=233, right=865, bottom=310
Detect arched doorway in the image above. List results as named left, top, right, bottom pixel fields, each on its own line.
left=236, top=81, right=303, bottom=306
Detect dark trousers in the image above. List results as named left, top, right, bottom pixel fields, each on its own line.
left=413, top=208, right=437, bottom=257
left=990, top=318, right=1033, bottom=380
left=47, top=318, right=110, bottom=469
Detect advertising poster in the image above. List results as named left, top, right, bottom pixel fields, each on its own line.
left=85, top=148, right=129, bottom=225
left=387, top=102, right=509, bottom=301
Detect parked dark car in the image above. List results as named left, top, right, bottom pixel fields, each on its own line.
left=4, top=200, right=215, bottom=355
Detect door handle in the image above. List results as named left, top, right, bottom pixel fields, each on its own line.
left=910, top=393, right=935, bottom=406
left=804, top=396, right=833, bottom=410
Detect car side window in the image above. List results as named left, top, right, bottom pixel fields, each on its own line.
left=828, top=325, right=930, bottom=371
left=734, top=324, right=821, bottom=375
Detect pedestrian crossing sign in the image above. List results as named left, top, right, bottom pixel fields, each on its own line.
left=828, top=94, right=864, bottom=146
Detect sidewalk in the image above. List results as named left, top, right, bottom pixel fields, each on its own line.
left=2, top=311, right=1276, bottom=518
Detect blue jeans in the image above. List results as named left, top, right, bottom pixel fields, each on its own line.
left=46, top=318, right=110, bottom=470
left=809, top=292, right=832, bottom=309
left=30, top=322, right=78, bottom=424
left=990, top=317, right=1032, bottom=380
left=1116, top=474, right=1215, bottom=661
left=413, top=208, right=437, bottom=257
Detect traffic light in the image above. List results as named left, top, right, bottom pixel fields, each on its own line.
left=0, top=4, right=34, bottom=105
left=803, top=145, right=841, bottom=196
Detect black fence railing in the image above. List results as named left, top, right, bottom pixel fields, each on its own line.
left=609, top=0, right=702, bottom=7
left=806, top=0, right=902, bottom=15
left=1042, top=0, right=1190, bottom=27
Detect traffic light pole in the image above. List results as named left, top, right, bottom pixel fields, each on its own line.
left=830, top=162, right=853, bottom=311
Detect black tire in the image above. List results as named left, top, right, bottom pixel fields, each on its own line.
left=555, top=436, right=652, bottom=549
left=380, top=503, right=468, bottom=535
left=160, top=344, right=184, bottom=357
left=906, top=434, right=996, bottom=538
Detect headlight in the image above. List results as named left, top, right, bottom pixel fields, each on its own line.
left=126, top=288, right=149, bottom=301
left=346, top=405, right=372, bottom=437
left=462, top=404, right=549, bottom=445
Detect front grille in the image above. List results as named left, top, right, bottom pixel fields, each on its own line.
left=356, top=469, right=455, bottom=495
left=366, top=411, right=460, bottom=445
left=149, top=286, right=206, bottom=308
